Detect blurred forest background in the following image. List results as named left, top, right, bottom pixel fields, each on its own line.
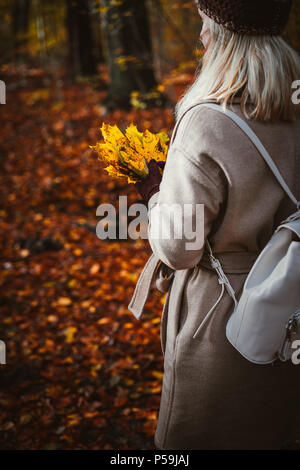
left=0, top=0, right=300, bottom=450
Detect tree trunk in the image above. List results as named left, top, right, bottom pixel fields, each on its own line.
left=101, top=0, right=164, bottom=110
left=12, top=0, right=31, bottom=60
left=89, top=0, right=105, bottom=66
left=66, top=0, right=97, bottom=77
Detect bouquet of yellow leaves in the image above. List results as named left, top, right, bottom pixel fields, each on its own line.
left=90, top=122, right=169, bottom=183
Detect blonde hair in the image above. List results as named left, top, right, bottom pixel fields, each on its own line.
left=175, top=18, right=300, bottom=123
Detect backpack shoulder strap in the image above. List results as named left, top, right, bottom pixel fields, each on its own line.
left=200, top=103, right=300, bottom=210
left=171, top=102, right=299, bottom=209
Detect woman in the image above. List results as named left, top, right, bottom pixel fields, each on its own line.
left=130, top=0, right=300, bottom=450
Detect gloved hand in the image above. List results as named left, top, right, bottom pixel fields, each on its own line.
left=134, top=159, right=165, bottom=204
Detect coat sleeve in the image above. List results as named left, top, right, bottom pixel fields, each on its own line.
left=147, top=144, right=227, bottom=270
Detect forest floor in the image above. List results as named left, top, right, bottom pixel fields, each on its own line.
left=1, top=64, right=300, bottom=450
left=0, top=64, right=181, bottom=450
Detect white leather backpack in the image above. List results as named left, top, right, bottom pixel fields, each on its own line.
left=193, top=103, right=300, bottom=365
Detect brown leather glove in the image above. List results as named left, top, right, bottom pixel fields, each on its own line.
left=134, top=159, right=165, bottom=204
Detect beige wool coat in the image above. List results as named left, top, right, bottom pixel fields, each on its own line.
left=128, top=97, right=300, bottom=450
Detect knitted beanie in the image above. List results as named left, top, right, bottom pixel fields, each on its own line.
left=195, top=0, right=293, bottom=35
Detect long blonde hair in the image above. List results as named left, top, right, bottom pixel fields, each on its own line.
left=175, top=18, right=300, bottom=123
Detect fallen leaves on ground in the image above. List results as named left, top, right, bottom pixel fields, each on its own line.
left=0, top=68, right=175, bottom=450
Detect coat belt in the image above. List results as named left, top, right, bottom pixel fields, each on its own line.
left=198, top=249, right=260, bottom=274
left=128, top=253, right=162, bottom=320
left=128, top=249, right=260, bottom=322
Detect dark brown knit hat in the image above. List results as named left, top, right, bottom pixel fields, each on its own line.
left=195, top=0, right=293, bottom=35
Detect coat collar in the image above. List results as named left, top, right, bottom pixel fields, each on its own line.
left=197, top=95, right=243, bottom=105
